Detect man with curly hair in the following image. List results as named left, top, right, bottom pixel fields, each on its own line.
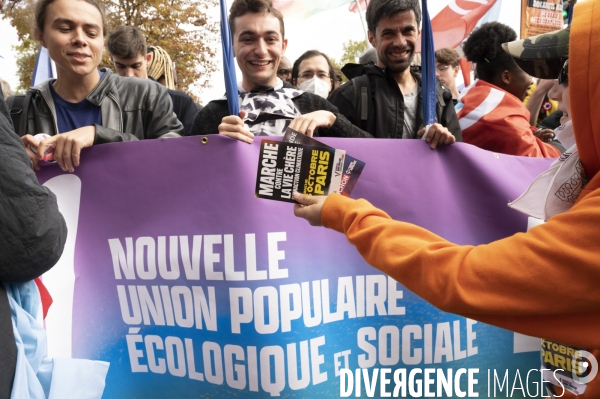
left=457, top=22, right=563, bottom=158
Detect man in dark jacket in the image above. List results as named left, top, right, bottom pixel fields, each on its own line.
left=107, top=26, right=198, bottom=136
left=328, top=0, right=462, bottom=146
left=191, top=0, right=371, bottom=142
left=0, top=9, right=67, bottom=389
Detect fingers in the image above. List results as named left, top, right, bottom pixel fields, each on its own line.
left=421, top=124, right=455, bottom=149
left=289, top=111, right=334, bottom=137
left=442, top=132, right=456, bottom=145
left=219, top=115, right=253, bottom=143
left=429, top=128, right=441, bottom=149
left=288, top=118, right=307, bottom=135
left=292, top=191, right=326, bottom=226
left=21, top=134, right=40, bottom=149
left=47, top=135, right=80, bottom=173
left=38, top=135, right=57, bottom=160
left=52, top=136, right=68, bottom=172
left=24, top=147, right=41, bottom=171
left=219, top=126, right=254, bottom=143
left=289, top=118, right=316, bottom=137
left=534, top=129, right=554, bottom=142
left=293, top=192, right=318, bottom=206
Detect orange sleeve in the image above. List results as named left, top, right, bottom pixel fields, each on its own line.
left=321, top=192, right=600, bottom=349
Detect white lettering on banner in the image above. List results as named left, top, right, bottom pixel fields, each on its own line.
left=357, top=320, right=479, bottom=368
left=339, top=368, right=480, bottom=397
left=109, top=232, right=289, bottom=281
left=229, top=276, right=405, bottom=334
left=124, top=332, right=327, bottom=396
left=110, top=230, right=480, bottom=396
left=117, top=285, right=217, bottom=330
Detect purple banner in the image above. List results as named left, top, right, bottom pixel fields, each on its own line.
left=37, top=136, right=552, bottom=398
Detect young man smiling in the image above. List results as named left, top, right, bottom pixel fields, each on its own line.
left=191, top=0, right=370, bottom=141
left=328, top=0, right=462, bottom=148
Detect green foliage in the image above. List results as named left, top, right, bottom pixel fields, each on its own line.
left=2, top=0, right=219, bottom=103
left=331, top=39, right=369, bottom=83
left=339, top=39, right=368, bottom=66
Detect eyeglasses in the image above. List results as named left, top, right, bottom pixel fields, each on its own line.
left=558, top=59, right=568, bottom=85
left=277, top=68, right=291, bottom=77
left=298, top=71, right=330, bottom=80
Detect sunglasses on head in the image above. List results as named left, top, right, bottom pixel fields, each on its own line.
left=558, top=59, right=568, bottom=85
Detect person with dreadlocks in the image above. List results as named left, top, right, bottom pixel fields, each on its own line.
left=147, top=45, right=177, bottom=89
left=457, top=22, right=563, bottom=158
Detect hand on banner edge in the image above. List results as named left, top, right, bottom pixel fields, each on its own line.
left=218, top=110, right=254, bottom=144
left=39, top=126, right=95, bottom=173
left=417, top=123, right=456, bottom=149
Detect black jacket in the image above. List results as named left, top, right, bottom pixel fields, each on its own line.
left=328, top=64, right=462, bottom=140
left=148, top=77, right=197, bottom=136
left=166, top=88, right=197, bottom=136
left=0, top=93, right=67, bottom=398
left=191, top=83, right=372, bottom=138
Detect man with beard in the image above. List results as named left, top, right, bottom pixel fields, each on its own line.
left=328, top=0, right=461, bottom=148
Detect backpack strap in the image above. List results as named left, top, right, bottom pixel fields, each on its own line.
left=7, top=94, right=25, bottom=132
left=7, top=92, right=32, bottom=136
left=352, top=74, right=371, bottom=132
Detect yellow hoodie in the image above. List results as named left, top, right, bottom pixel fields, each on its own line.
left=321, top=1, right=600, bottom=397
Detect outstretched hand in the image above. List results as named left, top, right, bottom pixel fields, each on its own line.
left=293, top=192, right=328, bottom=226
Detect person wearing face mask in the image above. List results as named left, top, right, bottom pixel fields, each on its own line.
left=291, top=50, right=335, bottom=99
left=293, top=3, right=600, bottom=396
left=191, top=0, right=371, bottom=140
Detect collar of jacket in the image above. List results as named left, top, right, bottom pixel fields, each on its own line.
left=30, top=68, right=117, bottom=107
left=365, top=64, right=447, bottom=106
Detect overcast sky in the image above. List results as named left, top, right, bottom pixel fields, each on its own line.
left=0, top=0, right=520, bottom=103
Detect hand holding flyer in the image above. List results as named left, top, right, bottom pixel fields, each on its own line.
left=254, top=128, right=365, bottom=203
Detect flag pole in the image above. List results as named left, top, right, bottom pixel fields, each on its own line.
left=220, top=0, right=239, bottom=116
left=353, top=0, right=370, bottom=44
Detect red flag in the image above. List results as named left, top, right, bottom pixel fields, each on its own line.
left=34, top=277, right=53, bottom=319
left=417, top=0, right=498, bottom=51
left=348, top=0, right=367, bottom=13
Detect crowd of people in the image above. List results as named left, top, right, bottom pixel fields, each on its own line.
left=0, top=0, right=598, bottom=396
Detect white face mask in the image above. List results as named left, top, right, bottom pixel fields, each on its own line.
left=298, top=77, right=331, bottom=98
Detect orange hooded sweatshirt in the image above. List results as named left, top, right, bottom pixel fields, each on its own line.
left=321, top=1, right=600, bottom=397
